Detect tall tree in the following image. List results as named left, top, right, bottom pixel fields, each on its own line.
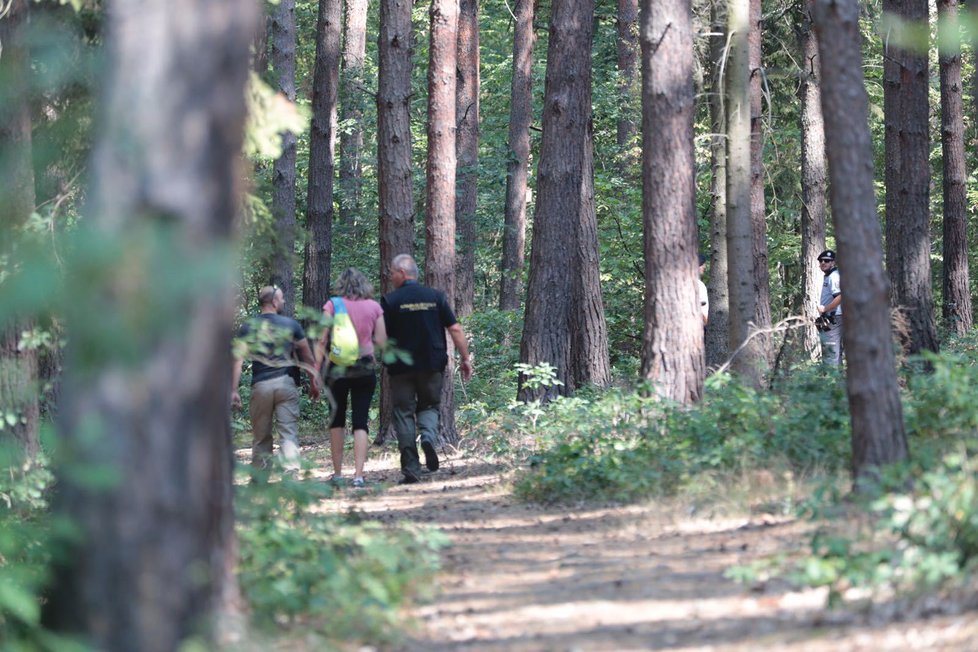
left=303, top=0, right=342, bottom=312
left=938, top=0, right=972, bottom=334
left=270, top=0, right=299, bottom=316
left=426, top=0, right=459, bottom=443
left=798, top=0, right=828, bottom=361
left=519, top=0, right=594, bottom=401
left=748, top=0, right=772, bottom=364
left=42, top=0, right=257, bottom=646
left=499, top=0, right=535, bottom=311
left=725, top=0, right=763, bottom=386
left=639, top=0, right=704, bottom=402
left=883, top=0, right=938, bottom=354
left=376, top=0, right=415, bottom=443
left=616, top=0, right=639, bottom=154
left=571, top=123, right=611, bottom=389
left=0, top=0, right=40, bottom=459
left=455, top=0, right=479, bottom=317
left=813, top=0, right=908, bottom=486
left=704, top=0, right=729, bottom=369
left=338, top=0, right=369, bottom=234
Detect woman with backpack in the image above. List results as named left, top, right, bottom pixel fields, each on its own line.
left=317, top=267, right=386, bottom=487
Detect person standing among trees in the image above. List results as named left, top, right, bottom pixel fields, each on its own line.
left=816, top=249, right=843, bottom=365
left=316, top=268, right=387, bottom=488
left=382, top=254, right=473, bottom=484
left=698, top=254, right=709, bottom=326
left=232, top=285, right=321, bottom=471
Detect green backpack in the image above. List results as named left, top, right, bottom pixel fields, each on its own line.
left=328, top=297, right=360, bottom=366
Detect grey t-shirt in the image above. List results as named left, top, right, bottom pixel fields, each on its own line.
left=820, top=268, right=842, bottom=316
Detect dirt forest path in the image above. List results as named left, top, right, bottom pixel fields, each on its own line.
left=322, top=450, right=978, bottom=651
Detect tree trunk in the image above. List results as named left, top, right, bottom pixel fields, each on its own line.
left=798, top=0, right=827, bottom=361
left=571, top=122, right=611, bottom=389
left=519, top=0, right=593, bottom=402
left=938, top=0, right=972, bottom=335
left=704, top=0, right=729, bottom=369
left=42, top=0, right=257, bottom=646
left=455, top=0, right=479, bottom=317
left=426, top=0, right=459, bottom=444
left=748, top=0, right=771, bottom=364
left=375, top=0, right=416, bottom=444
left=0, top=0, right=40, bottom=459
left=725, top=0, right=762, bottom=387
left=883, top=0, right=938, bottom=355
left=499, top=0, right=535, bottom=311
left=616, top=0, right=639, bottom=154
left=339, top=0, right=369, bottom=236
left=639, top=0, right=704, bottom=403
left=270, top=0, right=299, bottom=316
left=813, top=0, right=908, bottom=487
left=303, top=0, right=341, bottom=313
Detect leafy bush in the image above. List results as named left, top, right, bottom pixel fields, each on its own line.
left=236, top=474, right=448, bottom=643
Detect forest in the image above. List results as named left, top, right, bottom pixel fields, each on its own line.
left=1, top=0, right=978, bottom=648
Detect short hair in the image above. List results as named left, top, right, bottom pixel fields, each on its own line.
left=334, top=267, right=374, bottom=299
left=258, top=285, right=279, bottom=307
left=698, top=253, right=707, bottom=266
left=391, top=254, right=419, bottom=279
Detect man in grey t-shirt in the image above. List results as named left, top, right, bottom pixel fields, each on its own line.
left=817, top=249, right=843, bottom=366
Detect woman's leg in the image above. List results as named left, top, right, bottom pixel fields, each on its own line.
left=330, top=426, right=346, bottom=477
left=328, top=377, right=351, bottom=478
left=348, top=373, right=378, bottom=480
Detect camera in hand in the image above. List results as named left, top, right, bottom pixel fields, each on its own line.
left=814, top=313, right=835, bottom=332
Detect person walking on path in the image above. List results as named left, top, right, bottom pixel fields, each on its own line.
left=382, top=254, right=473, bottom=484
left=317, top=268, right=387, bottom=488
left=817, top=249, right=844, bottom=366
left=232, top=285, right=321, bottom=471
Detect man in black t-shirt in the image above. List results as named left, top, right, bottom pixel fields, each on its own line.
left=382, top=255, right=473, bottom=483
left=232, top=286, right=320, bottom=470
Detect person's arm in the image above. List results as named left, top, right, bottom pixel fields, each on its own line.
left=296, top=338, right=321, bottom=400
left=447, top=322, right=473, bottom=381
left=372, top=313, right=388, bottom=353
left=820, top=294, right=842, bottom=314
left=231, top=357, right=244, bottom=408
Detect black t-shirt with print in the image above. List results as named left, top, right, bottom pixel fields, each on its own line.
left=238, top=313, right=306, bottom=385
left=381, top=280, right=457, bottom=375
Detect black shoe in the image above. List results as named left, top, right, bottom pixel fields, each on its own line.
left=421, top=440, right=439, bottom=472
left=398, top=473, right=420, bottom=485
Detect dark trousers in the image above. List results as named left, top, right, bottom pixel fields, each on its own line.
left=389, top=370, right=444, bottom=478
left=328, top=372, right=377, bottom=432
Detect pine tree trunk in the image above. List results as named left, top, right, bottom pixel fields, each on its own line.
left=42, top=0, right=257, bottom=646
left=455, top=0, right=479, bottom=317
left=271, top=0, right=299, bottom=316
left=813, top=0, right=908, bottom=487
left=748, top=0, right=771, bottom=364
left=883, top=0, right=938, bottom=355
left=798, top=0, right=827, bottom=361
left=303, top=0, right=341, bottom=313
left=938, top=0, right=972, bottom=334
left=616, top=0, right=639, bottom=155
left=0, top=0, right=40, bottom=459
left=704, top=0, right=729, bottom=370
left=499, top=0, right=535, bottom=311
left=519, top=0, right=594, bottom=402
left=639, top=0, right=704, bottom=403
left=426, top=0, right=459, bottom=444
left=339, top=0, right=369, bottom=235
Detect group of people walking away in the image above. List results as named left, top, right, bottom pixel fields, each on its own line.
left=232, top=254, right=472, bottom=486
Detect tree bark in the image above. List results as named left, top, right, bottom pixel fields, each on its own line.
left=571, top=122, right=611, bottom=389
left=270, top=0, right=299, bottom=316
left=883, top=0, right=938, bottom=355
left=704, top=0, right=729, bottom=369
left=339, top=0, right=369, bottom=235
left=616, top=0, right=639, bottom=154
left=639, top=0, right=704, bottom=403
left=42, top=0, right=257, bottom=646
left=798, top=0, right=827, bottom=361
left=938, top=0, right=972, bottom=334
left=813, top=0, right=908, bottom=487
left=455, top=0, right=479, bottom=317
left=0, top=0, right=40, bottom=459
left=725, top=0, right=762, bottom=387
left=303, top=0, right=341, bottom=313
left=500, top=0, right=535, bottom=311
left=375, top=0, right=416, bottom=443
left=426, top=0, right=459, bottom=444
left=519, top=0, right=593, bottom=402
left=748, top=0, right=771, bottom=365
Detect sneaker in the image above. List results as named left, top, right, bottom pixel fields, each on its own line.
left=421, top=440, right=439, bottom=472
left=352, top=477, right=365, bottom=488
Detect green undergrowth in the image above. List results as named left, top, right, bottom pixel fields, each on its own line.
left=235, top=472, right=449, bottom=644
